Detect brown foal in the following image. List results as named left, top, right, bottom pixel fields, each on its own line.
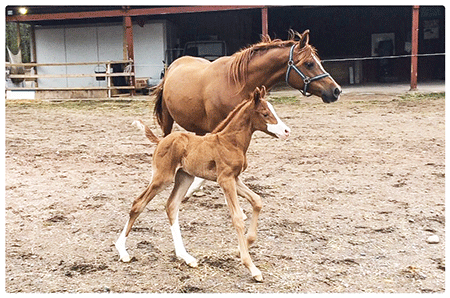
left=115, top=86, right=290, bottom=281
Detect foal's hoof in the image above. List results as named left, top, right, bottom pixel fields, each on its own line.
left=120, top=255, right=131, bottom=263
left=187, top=259, right=198, bottom=268
left=253, top=274, right=263, bottom=282
left=179, top=254, right=198, bottom=268
left=250, top=267, right=263, bottom=282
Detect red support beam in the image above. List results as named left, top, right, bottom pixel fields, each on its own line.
left=261, top=7, right=268, bottom=36
left=124, top=16, right=135, bottom=96
left=124, top=16, right=134, bottom=62
left=410, top=5, right=420, bottom=91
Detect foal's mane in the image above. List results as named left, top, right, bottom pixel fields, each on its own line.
left=229, top=30, right=317, bottom=90
left=211, top=99, right=252, bottom=134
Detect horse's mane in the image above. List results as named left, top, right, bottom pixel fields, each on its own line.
left=211, top=99, right=252, bottom=134
left=229, top=30, right=317, bottom=90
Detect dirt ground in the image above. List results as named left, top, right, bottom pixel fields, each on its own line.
left=4, top=90, right=445, bottom=293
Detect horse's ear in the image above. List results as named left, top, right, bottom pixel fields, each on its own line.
left=299, top=29, right=310, bottom=49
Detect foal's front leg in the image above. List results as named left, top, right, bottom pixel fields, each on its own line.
left=236, top=177, right=262, bottom=247
left=218, top=176, right=263, bottom=282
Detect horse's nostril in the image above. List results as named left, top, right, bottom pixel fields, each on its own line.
left=333, top=87, right=341, bottom=98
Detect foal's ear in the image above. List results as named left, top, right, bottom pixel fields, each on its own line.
left=260, top=85, right=267, bottom=99
left=299, top=29, right=310, bottom=49
left=253, top=86, right=262, bottom=105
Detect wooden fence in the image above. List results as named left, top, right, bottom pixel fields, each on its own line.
left=6, top=60, right=136, bottom=98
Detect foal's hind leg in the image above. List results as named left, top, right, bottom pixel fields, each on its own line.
left=166, top=169, right=197, bottom=267
left=115, top=174, right=172, bottom=262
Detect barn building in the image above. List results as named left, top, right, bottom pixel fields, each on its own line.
left=5, top=5, right=445, bottom=99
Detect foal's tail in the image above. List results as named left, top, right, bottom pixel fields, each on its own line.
left=151, top=77, right=165, bottom=128
left=132, top=120, right=160, bottom=144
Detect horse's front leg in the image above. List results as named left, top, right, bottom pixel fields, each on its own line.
left=184, top=176, right=206, bottom=199
left=236, top=177, right=262, bottom=247
left=218, top=175, right=263, bottom=282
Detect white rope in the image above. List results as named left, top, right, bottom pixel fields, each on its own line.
left=321, top=53, right=445, bottom=63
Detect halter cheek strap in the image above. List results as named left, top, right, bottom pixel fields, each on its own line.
left=286, top=44, right=330, bottom=97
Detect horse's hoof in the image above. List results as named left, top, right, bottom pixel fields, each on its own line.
left=253, top=274, right=263, bottom=282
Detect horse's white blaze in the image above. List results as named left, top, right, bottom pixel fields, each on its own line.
left=170, top=213, right=198, bottom=267
left=115, top=220, right=131, bottom=262
left=266, top=102, right=290, bottom=140
left=313, top=54, right=327, bottom=73
left=313, top=54, right=341, bottom=98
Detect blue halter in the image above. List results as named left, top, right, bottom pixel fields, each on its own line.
left=285, top=44, right=330, bottom=97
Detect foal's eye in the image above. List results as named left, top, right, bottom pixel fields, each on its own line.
left=305, top=61, right=315, bottom=69
left=263, top=112, right=269, bottom=118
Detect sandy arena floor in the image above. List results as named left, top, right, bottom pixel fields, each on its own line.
left=4, top=89, right=445, bottom=293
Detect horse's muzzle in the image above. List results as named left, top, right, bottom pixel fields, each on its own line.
left=322, top=87, right=341, bottom=103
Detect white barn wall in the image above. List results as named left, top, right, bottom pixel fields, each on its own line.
left=35, top=27, right=67, bottom=88
left=34, top=22, right=167, bottom=88
left=97, top=25, right=123, bottom=61
left=133, top=22, right=165, bottom=80
left=65, top=26, right=98, bottom=88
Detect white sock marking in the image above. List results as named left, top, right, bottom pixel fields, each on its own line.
left=170, top=213, right=197, bottom=267
left=115, top=220, right=131, bottom=262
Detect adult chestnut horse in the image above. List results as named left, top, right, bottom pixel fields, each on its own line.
left=153, top=30, right=341, bottom=136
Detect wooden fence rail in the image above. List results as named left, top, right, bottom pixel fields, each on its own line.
left=5, top=59, right=136, bottom=98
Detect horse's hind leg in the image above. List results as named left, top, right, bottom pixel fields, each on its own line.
left=160, top=100, right=174, bottom=137
left=115, top=174, right=172, bottom=262
left=166, top=169, right=197, bottom=267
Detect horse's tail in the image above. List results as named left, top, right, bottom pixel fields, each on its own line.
left=151, top=77, right=165, bottom=128
left=132, top=120, right=160, bottom=144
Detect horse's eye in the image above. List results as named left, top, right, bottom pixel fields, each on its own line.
left=263, top=112, right=269, bottom=118
left=305, top=61, right=315, bottom=69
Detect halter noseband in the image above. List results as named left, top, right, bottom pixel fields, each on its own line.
left=285, top=44, right=330, bottom=96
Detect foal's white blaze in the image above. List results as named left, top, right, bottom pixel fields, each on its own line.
left=170, top=213, right=198, bottom=267
left=115, top=220, right=131, bottom=262
left=266, top=102, right=291, bottom=140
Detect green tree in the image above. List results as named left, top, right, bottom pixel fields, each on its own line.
left=5, top=22, right=31, bottom=63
